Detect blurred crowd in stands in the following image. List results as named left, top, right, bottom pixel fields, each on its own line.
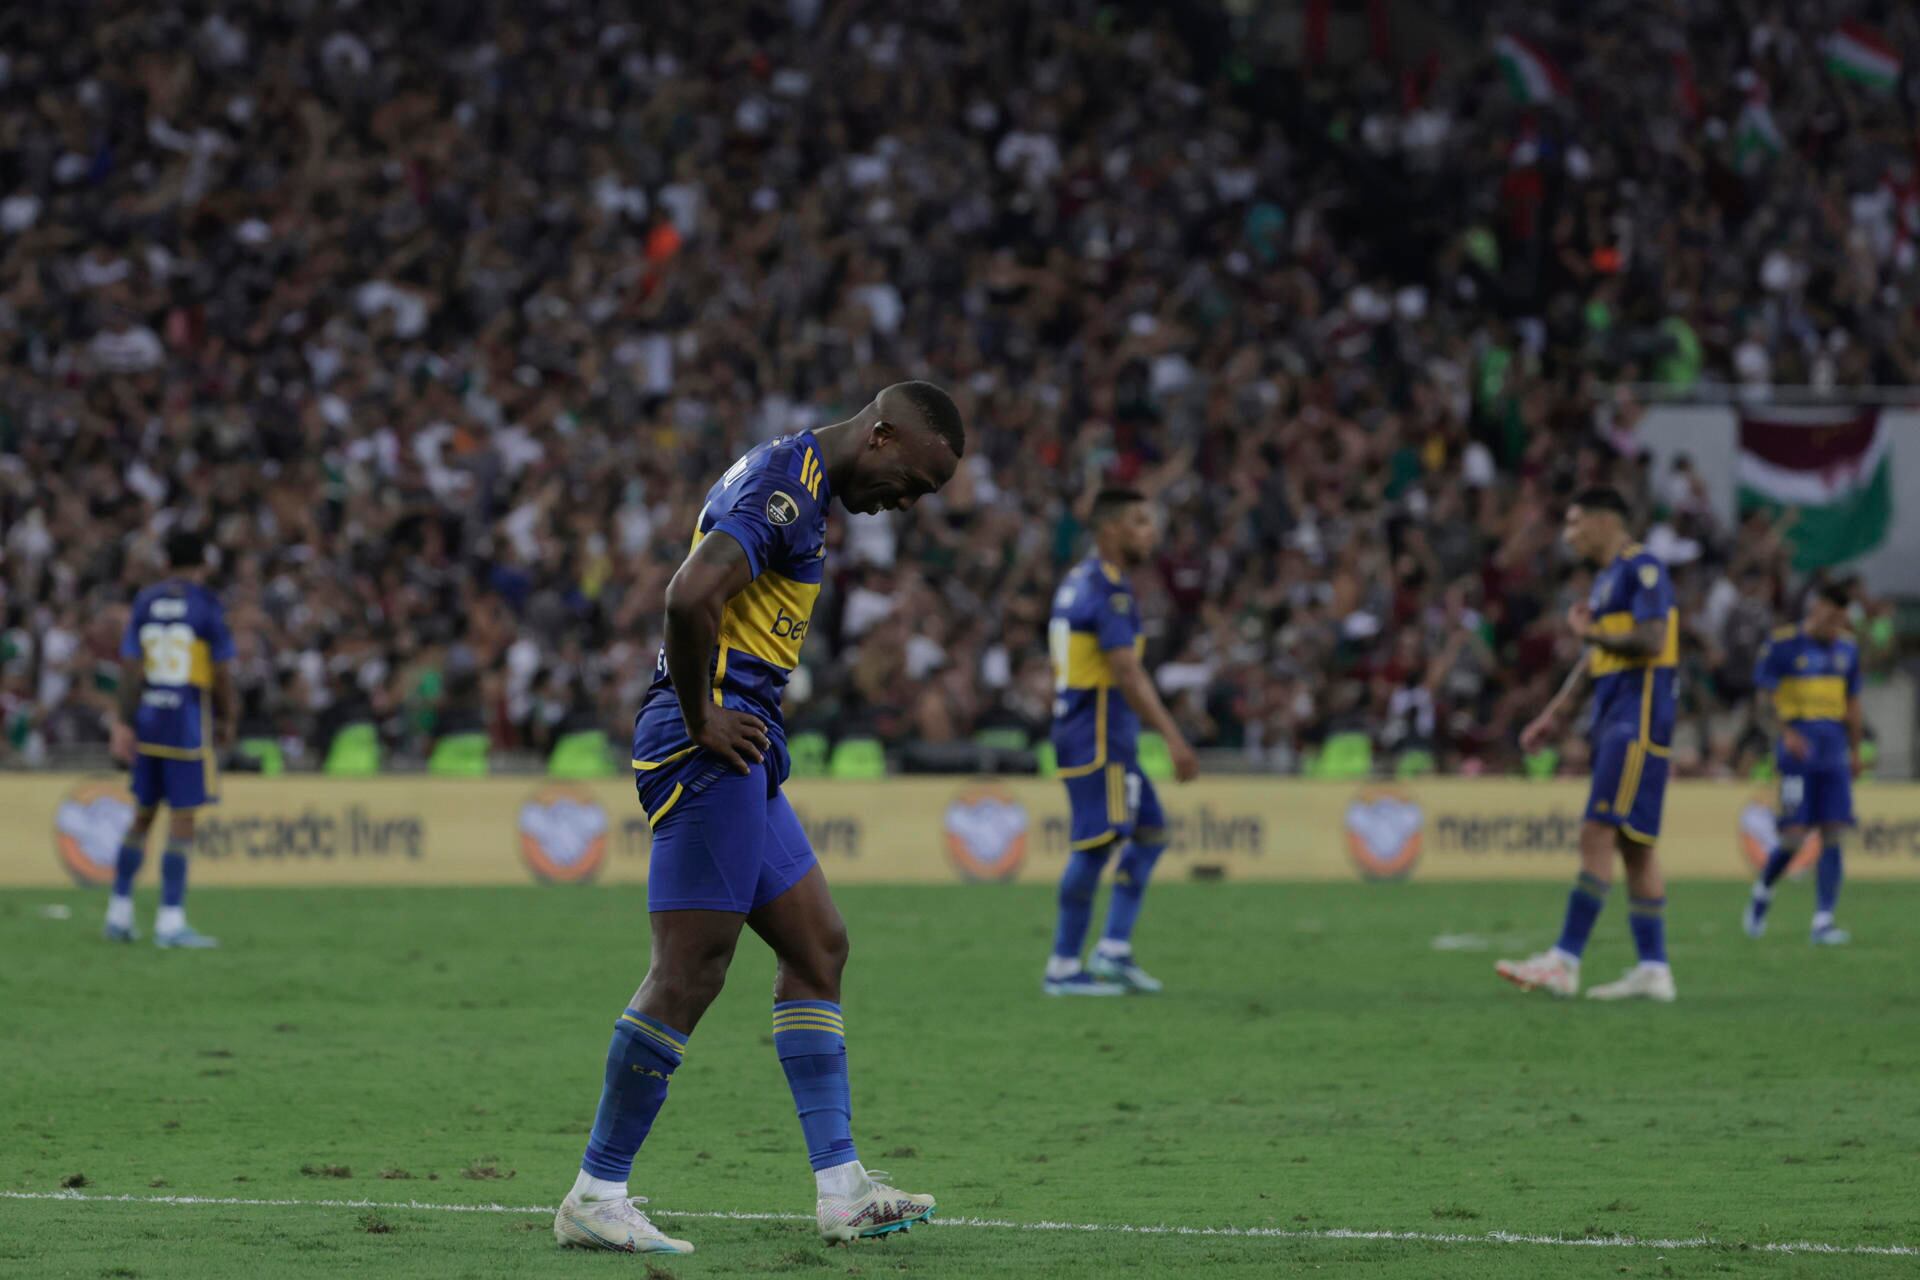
left=0, top=0, right=1910, bottom=774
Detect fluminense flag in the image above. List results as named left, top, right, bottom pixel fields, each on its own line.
left=1823, top=21, right=1901, bottom=93
left=1494, top=35, right=1569, bottom=104
left=1737, top=407, right=1892, bottom=570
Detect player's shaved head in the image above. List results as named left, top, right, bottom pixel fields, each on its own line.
left=877, top=381, right=964, bottom=459
left=166, top=529, right=206, bottom=571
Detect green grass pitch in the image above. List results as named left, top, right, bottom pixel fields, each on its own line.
left=2, top=879, right=1917, bottom=1278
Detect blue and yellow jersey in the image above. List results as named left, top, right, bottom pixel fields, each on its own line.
left=631, top=432, right=830, bottom=779
left=1755, top=625, right=1859, bottom=772
left=1048, top=557, right=1143, bottom=777
left=1585, top=544, right=1678, bottom=746
left=118, top=580, right=233, bottom=754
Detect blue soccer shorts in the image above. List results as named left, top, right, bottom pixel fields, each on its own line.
left=1062, top=759, right=1165, bottom=851
left=130, top=750, right=217, bottom=810
left=1778, top=768, right=1854, bottom=830
left=1585, top=723, right=1669, bottom=844
left=637, top=758, right=817, bottom=914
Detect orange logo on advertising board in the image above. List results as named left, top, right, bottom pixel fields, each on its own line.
left=944, top=785, right=1029, bottom=882
left=1346, top=786, right=1423, bottom=880
left=54, top=780, right=137, bottom=886
left=518, top=785, right=609, bottom=883
left=1736, top=791, right=1821, bottom=874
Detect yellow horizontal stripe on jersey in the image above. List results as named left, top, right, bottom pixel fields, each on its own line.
left=1055, top=631, right=1145, bottom=689
left=1589, top=608, right=1679, bottom=676
left=633, top=746, right=695, bottom=772
left=1774, top=675, right=1847, bottom=722
left=719, top=571, right=821, bottom=670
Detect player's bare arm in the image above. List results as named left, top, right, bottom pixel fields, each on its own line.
left=1520, top=650, right=1590, bottom=754
left=1105, top=644, right=1199, bottom=782
left=212, top=663, right=239, bottom=751
left=662, top=532, right=772, bottom=775
left=111, top=656, right=143, bottom=763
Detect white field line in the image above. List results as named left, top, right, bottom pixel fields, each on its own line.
left=2, top=1190, right=1915, bottom=1257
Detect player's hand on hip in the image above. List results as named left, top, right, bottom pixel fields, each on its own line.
left=1169, top=737, right=1200, bottom=783
left=1565, top=601, right=1593, bottom=637
left=109, top=722, right=135, bottom=765
left=693, top=707, right=770, bottom=774
left=1782, top=728, right=1811, bottom=760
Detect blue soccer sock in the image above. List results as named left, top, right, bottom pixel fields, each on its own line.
left=1051, top=847, right=1111, bottom=961
left=1554, top=872, right=1609, bottom=960
left=159, top=842, right=190, bottom=907
left=1814, top=844, right=1843, bottom=922
left=1758, top=844, right=1796, bottom=891
left=772, top=1001, right=856, bottom=1172
left=580, top=1010, right=687, bottom=1184
left=1098, top=840, right=1167, bottom=953
left=111, top=840, right=145, bottom=898
left=1629, top=896, right=1668, bottom=965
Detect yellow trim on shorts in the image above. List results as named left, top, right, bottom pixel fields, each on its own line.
left=645, top=783, right=685, bottom=827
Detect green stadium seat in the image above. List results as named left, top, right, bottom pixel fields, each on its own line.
left=1311, top=732, right=1373, bottom=780
left=827, top=737, right=887, bottom=779
left=1523, top=748, right=1559, bottom=780
left=1749, top=757, right=1776, bottom=782
left=1394, top=748, right=1436, bottom=779
left=1136, top=732, right=1174, bottom=781
left=788, top=731, right=830, bottom=778
left=323, top=723, right=381, bottom=777
left=547, top=730, right=615, bottom=779
left=236, top=737, right=285, bottom=777
left=428, top=731, right=491, bottom=777
left=971, top=727, right=1031, bottom=753
left=1033, top=741, right=1058, bottom=777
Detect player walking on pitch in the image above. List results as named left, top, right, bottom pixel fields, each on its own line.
left=107, top=530, right=236, bottom=949
left=554, top=383, right=963, bottom=1255
left=1499, top=488, right=1679, bottom=1002
left=1744, top=583, right=1863, bottom=945
left=1042, top=489, right=1199, bottom=996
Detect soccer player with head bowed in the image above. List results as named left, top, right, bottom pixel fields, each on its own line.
left=554, top=383, right=964, bottom=1256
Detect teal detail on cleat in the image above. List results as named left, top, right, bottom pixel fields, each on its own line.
left=1810, top=925, right=1851, bottom=946
left=103, top=922, right=140, bottom=943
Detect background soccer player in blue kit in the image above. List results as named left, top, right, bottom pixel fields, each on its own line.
left=552, top=382, right=963, bottom=1256
left=1499, top=488, right=1680, bottom=1003
left=1745, top=583, right=1864, bottom=946
left=107, top=530, right=236, bottom=949
left=1042, top=489, right=1199, bottom=997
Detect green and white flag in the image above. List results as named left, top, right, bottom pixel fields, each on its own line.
left=1737, top=408, right=1892, bottom=570
left=1823, top=22, right=1901, bottom=94
left=1493, top=35, right=1569, bottom=104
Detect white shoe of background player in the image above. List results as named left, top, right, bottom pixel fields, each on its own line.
left=1494, top=949, right=1580, bottom=997
left=1585, top=963, right=1677, bottom=1003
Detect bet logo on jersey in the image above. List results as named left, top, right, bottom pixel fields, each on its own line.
left=771, top=608, right=809, bottom=641
left=766, top=491, right=800, bottom=526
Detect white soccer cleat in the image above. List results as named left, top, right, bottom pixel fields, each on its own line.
left=1585, top=964, right=1677, bottom=1003
left=817, top=1170, right=936, bottom=1243
left=1494, top=950, right=1579, bottom=998
left=553, top=1192, right=694, bottom=1254
left=1743, top=896, right=1769, bottom=939
left=1087, top=949, right=1164, bottom=993
left=1811, top=924, right=1851, bottom=946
